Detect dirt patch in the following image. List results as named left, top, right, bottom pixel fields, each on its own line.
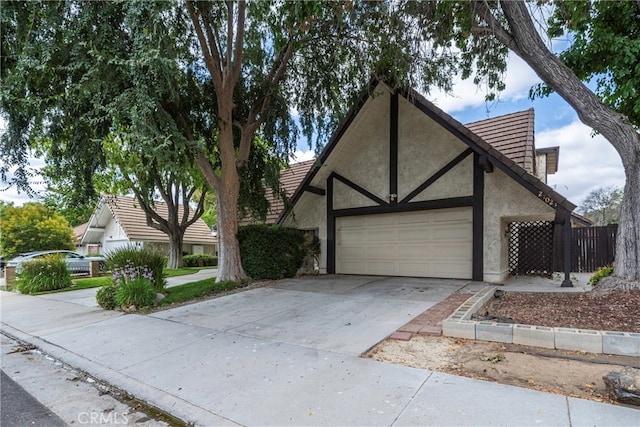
left=367, top=287, right=640, bottom=404
left=366, top=335, right=640, bottom=403
left=482, top=290, right=640, bottom=333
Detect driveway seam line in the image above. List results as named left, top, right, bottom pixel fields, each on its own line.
left=390, top=371, right=434, bottom=426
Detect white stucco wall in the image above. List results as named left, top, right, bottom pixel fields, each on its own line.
left=282, top=192, right=327, bottom=273
left=101, top=218, right=129, bottom=254
left=397, top=97, right=471, bottom=201
left=483, top=168, right=555, bottom=283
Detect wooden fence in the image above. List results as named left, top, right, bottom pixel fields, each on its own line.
left=554, top=224, right=618, bottom=273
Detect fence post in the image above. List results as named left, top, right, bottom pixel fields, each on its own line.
left=89, top=260, right=101, bottom=278
left=4, top=266, right=16, bottom=291
left=561, top=210, right=573, bottom=287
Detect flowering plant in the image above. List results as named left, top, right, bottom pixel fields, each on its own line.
left=111, top=261, right=154, bottom=287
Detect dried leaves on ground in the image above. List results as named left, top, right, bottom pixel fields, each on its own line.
left=485, top=290, right=640, bottom=333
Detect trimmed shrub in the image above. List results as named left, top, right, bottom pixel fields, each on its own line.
left=105, top=245, right=166, bottom=292
left=16, top=255, right=72, bottom=294
left=183, top=254, right=218, bottom=267
left=589, top=265, right=614, bottom=286
left=96, top=283, right=118, bottom=310
left=237, top=225, right=318, bottom=279
left=115, top=277, right=157, bottom=309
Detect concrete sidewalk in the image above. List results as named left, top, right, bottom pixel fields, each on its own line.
left=1, top=275, right=637, bottom=426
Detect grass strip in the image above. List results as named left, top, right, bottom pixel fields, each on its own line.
left=32, top=266, right=218, bottom=294
left=163, top=266, right=216, bottom=278
left=159, top=279, right=239, bottom=306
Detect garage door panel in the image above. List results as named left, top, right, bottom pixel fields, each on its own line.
left=432, top=208, right=472, bottom=222
left=367, top=262, right=397, bottom=275
left=397, top=263, right=430, bottom=276
left=336, top=207, right=472, bottom=279
left=397, top=228, right=431, bottom=241
left=433, top=262, right=472, bottom=277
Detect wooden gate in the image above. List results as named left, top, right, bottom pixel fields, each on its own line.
left=554, top=224, right=618, bottom=273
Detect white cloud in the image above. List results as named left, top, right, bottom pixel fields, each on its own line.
left=537, top=120, right=625, bottom=206
left=0, top=155, right=47, bottom=206
left=289, top=149, right=315, bottom=164
left=429, top=54, right=543, bottom=113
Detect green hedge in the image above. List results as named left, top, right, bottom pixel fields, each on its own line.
left=237, top=225, right=319, bottom=280
left=16, top=255, right=72, bottom=294
left=183, top=254, right=218, bottom=267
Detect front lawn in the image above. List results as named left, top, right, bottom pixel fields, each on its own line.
left=158, top=278, right=240, bottom=306
left=32, top=266, right=216, bottom=294
left=163, top=266, right=216, bottom=278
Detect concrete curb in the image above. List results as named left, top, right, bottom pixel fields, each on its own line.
left=442, top=287, right=640, bottom=357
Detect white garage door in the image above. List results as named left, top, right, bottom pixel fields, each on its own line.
left=336, top=207, right=473, bottom=279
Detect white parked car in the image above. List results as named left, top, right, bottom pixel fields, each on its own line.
left=6, top=250, right=105, bottom=274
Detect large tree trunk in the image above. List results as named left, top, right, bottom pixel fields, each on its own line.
left=195, top=132, right=247, bottom=283
left=167, top=229, right=184, bottom=269
left=215, top=170, right=246, bottom=282
left=476, top=0, right=640, bottom=282
left=615, top=163, right=640, bottom=281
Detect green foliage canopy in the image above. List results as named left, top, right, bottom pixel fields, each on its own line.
left=0, top=203, right=75, bottom=259
left=546, top=1, right=640, bottom=126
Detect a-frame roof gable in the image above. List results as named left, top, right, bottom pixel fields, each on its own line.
left=278, top=80, right=575, bottom=224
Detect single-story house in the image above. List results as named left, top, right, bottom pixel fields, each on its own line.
left=247, top=81, right=588, bottom=285
left=75, top=195, right=218, bottom=256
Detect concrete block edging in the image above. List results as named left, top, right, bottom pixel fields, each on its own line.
left=441, top=287, right=640, bottom=357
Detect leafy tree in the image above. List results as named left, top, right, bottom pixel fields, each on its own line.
left=546, top=1, right=640, bottom=125
left=580, top=186, right=622, bottom=226
left=0, top=203, right=75, bottom=259
left=41, top=188, right=96, bottom=227
left=2, top=1, right=461, bottom=282
left=470, top=1, right=640, bottom=282
left=400, top=1, right=640, bottom=281
left=193, top=188, right=217, bottom=229
left=101, top=133, right=208, bottom=269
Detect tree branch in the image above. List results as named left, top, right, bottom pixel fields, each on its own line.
left=237, top=39, right=295, bottom=165
left=185, top=1, right=223, bottom=90
left=231, top=1, right=246, bottom=86
left=472, top=1, right=521, bottom=56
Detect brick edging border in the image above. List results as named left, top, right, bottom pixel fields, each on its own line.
left=441, top=287, right=640, bottom=357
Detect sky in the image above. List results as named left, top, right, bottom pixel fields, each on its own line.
left=1, top=53, right=626, bottom=210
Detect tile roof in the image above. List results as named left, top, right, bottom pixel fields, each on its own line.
left=466, top=109, right=535, bottom=173
left=99, top=195, right=216, bottom=244
left=240, top=160, right=315, bottom=225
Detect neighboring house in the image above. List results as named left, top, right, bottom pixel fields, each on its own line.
left=250, top=81, right=586, bottom=284
left=76, top=195, right=218, bottom=256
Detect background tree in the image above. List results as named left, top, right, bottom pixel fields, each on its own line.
left=102, top=133, right=208, bottom=269
left=579, top=186, right=623, bottom=226
left=0, top=203, right=75, bottom=259
left=2, top=1, right=462, bottom=282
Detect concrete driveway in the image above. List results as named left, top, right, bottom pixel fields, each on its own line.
left=152, top=275, right=469, bottom=355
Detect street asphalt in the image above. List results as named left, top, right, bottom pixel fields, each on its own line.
left=1, top=273, right=638, bottom=426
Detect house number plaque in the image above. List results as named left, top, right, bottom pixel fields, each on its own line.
left=537, top=191, right=558, bottom=208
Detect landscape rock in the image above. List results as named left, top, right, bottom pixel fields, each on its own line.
left=603, top=366, right=640, bottom=406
